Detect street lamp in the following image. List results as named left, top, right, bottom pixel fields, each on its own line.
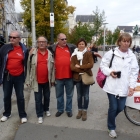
left=103, top=22, right=108, bottom=55
left=50, top=0, right=54, bottom=43
left=31, top=0, right=36, bottom=47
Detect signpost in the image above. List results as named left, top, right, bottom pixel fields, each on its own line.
left=50, top=13, right=54, bottom=27
left=50, top=0, right=54, bottom=43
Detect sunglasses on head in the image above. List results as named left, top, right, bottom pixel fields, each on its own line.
left=9, top=36, right=19, bottom=39
left=60, top=38, right=67, bottom=41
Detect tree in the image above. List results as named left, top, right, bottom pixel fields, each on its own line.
left=67, top=22, right=93, bottom=44
left=20, top=0, right=75, bottom=42
left=112, top=28, right=120, bottom=45
left=105, top=30, right=113, bottom=45
left=92, top=6, right=106, bottom=39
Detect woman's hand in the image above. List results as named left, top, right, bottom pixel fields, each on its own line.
left=128, top=88, right=134, bottom=96
left=75, top=64, right=80, bottom=68
left=110, top=71, right=117, bottom=78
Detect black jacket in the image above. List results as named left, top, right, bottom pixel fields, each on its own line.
left=0, top=42, right=28, bottom=84
left=48, top=43, right=76, bottom=58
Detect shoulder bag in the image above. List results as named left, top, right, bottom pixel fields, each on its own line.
left=96, top=49, right=115, bottom=88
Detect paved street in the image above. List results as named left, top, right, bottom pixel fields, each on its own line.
left=0, top=51, right=140, bottom=140
left=0, top=86, right=4, bottom=114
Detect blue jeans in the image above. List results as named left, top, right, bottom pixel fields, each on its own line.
left=107, top=93, right=126, bottom=130
left=34, top=82, right=50, bottom=117
left=3, top=73, right=27, bottom=118
left=55, top=78, right=74, bottom=112
left=76, top=80, right=90, bottom=110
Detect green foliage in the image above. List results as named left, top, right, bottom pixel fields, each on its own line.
left=92, top=6, right=106, bottom=36
left=112, top=28, right=120, bottom=45
left=96, top=27, right=120, bottom=46
left=105, top=30, right=113, bottom=45
left=20, top=0, right=75, bottom=42
left=67, top=22, right=93, bottom=45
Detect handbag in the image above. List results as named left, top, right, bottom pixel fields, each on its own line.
left=81, top=72, right=95, bottom=85
left=96, top=49, right=115, bottom=88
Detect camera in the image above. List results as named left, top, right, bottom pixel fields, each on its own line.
left=114, top=71, right=121, bottom=78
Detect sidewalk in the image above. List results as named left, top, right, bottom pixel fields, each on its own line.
left=0, top=51, right=140, bottom=140
left=14, top=51, right=140, bottom=140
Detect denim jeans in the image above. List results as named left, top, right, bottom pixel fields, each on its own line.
left=76, top=80, right=90, bottom=110
left=3, top=73, right=27, bottom=118
left=34, top=82, right=50, bottom=117
left=55, top=78, right=74, bottom=112
left=107, top=93, right=126, bottom=130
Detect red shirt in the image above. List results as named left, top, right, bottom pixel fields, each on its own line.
left=6, top=46, right=24, bottom=76
left=55, top=45, right=72, bottom=79
left=37, top=50, right=48, bottom=83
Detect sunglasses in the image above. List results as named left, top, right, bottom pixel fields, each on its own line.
left=37, top=41, right=46, bottom=44
left=9, top=36, right=19, bottom=39
left=60, top=38, right=67, bottom=41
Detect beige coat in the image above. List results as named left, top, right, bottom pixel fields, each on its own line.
left=25, top=48, right=55, bottom=92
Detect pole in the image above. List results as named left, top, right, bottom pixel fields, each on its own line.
left=103, top=24, right=105, bottom=55
left=50, top=0, right=54, bottom=43
left=31, top=0, right=36, bottom=47
left=103, top=23, right=108, bottom=55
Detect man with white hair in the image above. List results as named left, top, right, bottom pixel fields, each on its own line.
left=0, top=30, right=28, bottom=123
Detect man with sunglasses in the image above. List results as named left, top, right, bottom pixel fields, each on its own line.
left=48, top=33, right=76, bottom=117
left=0, top=31, right=28, bottom=123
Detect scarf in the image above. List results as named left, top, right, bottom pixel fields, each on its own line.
left=71, top=48, right=87, bottom=65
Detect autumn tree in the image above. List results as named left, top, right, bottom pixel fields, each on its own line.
left=20, top=0, right=75, bottom=42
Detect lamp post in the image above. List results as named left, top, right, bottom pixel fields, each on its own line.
left=103, top=23, right=108, bottom=55
left=50, top=0, right=54, bottom=43
left=31, top=0, right=36, bottom=47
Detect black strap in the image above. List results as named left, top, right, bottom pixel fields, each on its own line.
left=109, top=49, right=115, bottom=68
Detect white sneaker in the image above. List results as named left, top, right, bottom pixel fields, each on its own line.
left=1, top=115, right=11, bottom=122
left=109, top=130, right=117, bottom=138
left=46, top=111, right=51, bottom=117
left=21, top=118, right=27, bottom=124
left=38, top=117, right=43, bottom=124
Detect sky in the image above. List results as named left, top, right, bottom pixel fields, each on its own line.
left=15, top=0, right=140, bottom=31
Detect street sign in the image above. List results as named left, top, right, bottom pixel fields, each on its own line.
left=134, top=97, right=140, bottom=103
left=50, top=13, right=54, bottom=27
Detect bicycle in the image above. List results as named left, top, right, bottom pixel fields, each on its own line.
left=124, top=83, right=140, bottom=125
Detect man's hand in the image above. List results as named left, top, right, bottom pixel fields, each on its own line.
left=94, top=52, right=102, bottom=58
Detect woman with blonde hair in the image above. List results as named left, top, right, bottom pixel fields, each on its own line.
left=100, top=33, right=139, bottom=138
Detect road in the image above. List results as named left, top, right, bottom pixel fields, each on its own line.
left=0, top=51, right=140, bottom=140
left=0, top=86, right=3, bottom=114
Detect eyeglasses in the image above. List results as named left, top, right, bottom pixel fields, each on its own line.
left=59, top=38, right=67, bottom=41
left=37, top=41, right=47, bottom=44
left=9, top=36, right=19, bottom=39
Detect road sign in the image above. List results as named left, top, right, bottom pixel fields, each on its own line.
left=50, top=13, right=54, bottom=27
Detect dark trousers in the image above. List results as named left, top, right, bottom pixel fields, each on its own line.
left=34, top=82, right=50, bottom=117
left=3, top=73, right=27, bottom=118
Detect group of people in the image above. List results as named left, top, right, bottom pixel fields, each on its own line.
left=0, top=31, right=139, bottom=139
left=0, top=31, right=96, bottom=124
